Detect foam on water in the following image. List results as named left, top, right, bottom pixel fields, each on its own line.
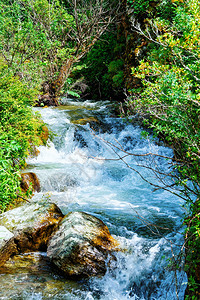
left=3, top=99, right=187, bottom=299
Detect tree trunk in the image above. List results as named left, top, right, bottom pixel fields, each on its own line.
left=37, top=58, right=75, bottom=106
left=51, top=58, right=75, bottom=96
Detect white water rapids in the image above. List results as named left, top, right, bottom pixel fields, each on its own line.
left=0, top=99, right=187, bottom=299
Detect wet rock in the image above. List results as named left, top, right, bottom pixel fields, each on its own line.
left=20, top=172, right=41, bottom=193
left=47, top=212, right=119, bottom=278
left=0, top=226, right=18, bottom=266
left=0, top=200, right=64, bottom=253
left=0, top=252, right=81, bottom=299
left=2, top=251, right=51, bottom=274
left=71, top=117, right=98, bottom=125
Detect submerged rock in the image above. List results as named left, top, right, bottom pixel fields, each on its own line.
left=47, top=211, right=119, bottom=278
left=71, top=117, right=98, bottom=125
left=0, top=226, right=17, bottom=266
left=0, top=200, right=64, bottom=253
left=20, top=172, right=41, bottom=193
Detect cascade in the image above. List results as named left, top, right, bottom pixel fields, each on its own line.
left=0, top=99, right=187, bottom=299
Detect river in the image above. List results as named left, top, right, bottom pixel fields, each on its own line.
left=0, top=99, right=187, bottom=299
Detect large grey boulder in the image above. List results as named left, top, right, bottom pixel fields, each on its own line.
left=0, top=200, right=64, bottom=253
left=0, top=226, right=17, bottom=266
left=47, top=211, right=119, bottom=278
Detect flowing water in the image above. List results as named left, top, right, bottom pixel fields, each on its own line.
left=0, top=99, right=187, bottom=299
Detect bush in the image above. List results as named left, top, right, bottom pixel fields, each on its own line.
left=73, top=30, right=125, bottom=100
left=127, top=0, right=200, bottom=295
left=0, top=59, right=47, bottom=212
left=129, top=0, right=200, bottom=194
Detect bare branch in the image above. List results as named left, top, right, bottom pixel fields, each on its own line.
left=131, top=17, right=167, bottom=47
left=88, top=128, right=197, bottom=201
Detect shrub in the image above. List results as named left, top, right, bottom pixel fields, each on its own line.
left=127, top=0, right=200, bottom=295
left=0, top=59, right=47, bottom=211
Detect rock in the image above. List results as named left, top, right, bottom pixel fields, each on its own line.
left=47, top=212, right=119, bottom=278
left=37, top=93, right=59, bottom=107
left=0, top=252, right=81, bottom=299
left=2, top=252, right=51, bottom=274
left=0, top=226, right=18, bottom=266
left=71, top=117, right=98, bottom=125
left=0, top=200, right=64, bottom=253
left=20, top=172, right=41, bottom=193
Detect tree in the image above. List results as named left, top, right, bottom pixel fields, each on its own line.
left=127, top=0, right=200, bottom=193
left=125, top=0, right=200, bottom=297
left=0, top=0, right=119, bottom=105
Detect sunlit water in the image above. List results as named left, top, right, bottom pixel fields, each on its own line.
left=0, top=99, right=187, bottom=299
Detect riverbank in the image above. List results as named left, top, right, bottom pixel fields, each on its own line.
left=0, top=62, right=49, bottom=213
left=0, top=99, right=187, bottom=299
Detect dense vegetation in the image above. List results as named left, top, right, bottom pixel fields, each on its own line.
left=125, top=0, right=200, bottom=298
left=0, top=0, right=199, bottom=297
left=0, top=0, right=118, bottom=104
left=0, top=59, right=48, bottom=212
left=0, top=0, right=118, bottom=212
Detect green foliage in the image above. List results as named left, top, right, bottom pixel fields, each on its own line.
left=0, top=0, right=76, bottom=88
left=127, top=0, right=200, bottom=294
left=0, top=138, right=21, bottom=211
left=73, top=30, right=125, bottom=99
left=112, top=71, right=124, bottom=87
left=184, top=199, right=200, bottom=299
left=128, top=0, right=175, bottom=19
left=0, top=59, right=46, bottom=212
left=66, top=90, right=80, bottom=98
left=129, top=0, right=200, bottom=190
left=156, top=0, right=176, bottom=19
left=74, top=27, right=125, bottom=99
left=108, top=59, right=124, bottom=73
left=0, top=0, right=118, bottom=99
left=107, top=59, right=124, bottom=89
left=127, top=0, right=151, bottom=15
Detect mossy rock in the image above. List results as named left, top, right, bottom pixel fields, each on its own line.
left=0, top=200, right=64, bottom=253
left=0, top=226, right=17, bottom=267
left=71, top=117, right=98, bottom=125
left=47, top=211, right=119, bottom=278
left=20, top=172, right=41, bottom=193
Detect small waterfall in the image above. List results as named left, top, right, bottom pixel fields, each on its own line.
left=0, top=99, right=187, bottom=299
